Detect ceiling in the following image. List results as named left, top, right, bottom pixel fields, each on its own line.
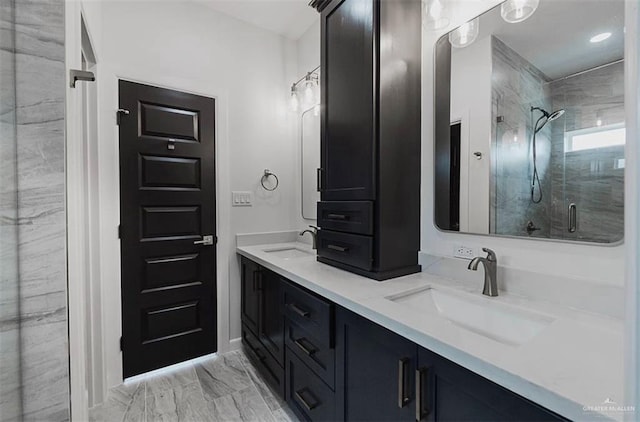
left=194, top=0, right=319, bottom=40
left=475, top=0, right=624, bottom=80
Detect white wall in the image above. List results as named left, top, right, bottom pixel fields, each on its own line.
left=450, top=35, right=492, bottom=233
left=295, top=19, right=321, bottom=224
left=421, top=0, right=625, bottom=286
left=90, top=0, right=299, bottom=393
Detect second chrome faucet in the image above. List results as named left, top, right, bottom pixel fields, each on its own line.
left=468, top=248, right=498, bottom=297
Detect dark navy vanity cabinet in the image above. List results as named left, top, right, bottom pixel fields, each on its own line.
left=316, top=0, right=422, bottom=280
left=240, top=256, right=568, bottom=421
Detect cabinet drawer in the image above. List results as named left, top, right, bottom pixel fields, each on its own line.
left=283, top=281, right=333, bottom=348
left=241, top=324, right=284, bottom=399
left=285, top=321, right=335, bottom=389
left=317, top=201, right=373, bottom=235
left=286, top=349, right=336, bottom=422
left=317, top=230, right=373, bottom=271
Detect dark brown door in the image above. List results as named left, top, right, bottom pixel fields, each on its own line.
left=119, top=80, right=216, bottom=377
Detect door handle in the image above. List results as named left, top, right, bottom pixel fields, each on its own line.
left=415, top=367, right=430, bottom=421
left=194, top=235, right=214, bottom=245
left=398, top=358, right=410, bottom=408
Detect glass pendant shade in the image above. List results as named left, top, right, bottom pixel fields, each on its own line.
left=500, top=0, right=539, bottom=23
left=290, top=89, right=299, bottom=112
left=449, top=18, right=479, bottom=48
left=423, top=0, right=449, bottom=31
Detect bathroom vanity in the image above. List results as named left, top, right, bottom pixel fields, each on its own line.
left=237, top=239, right=622, bottom=421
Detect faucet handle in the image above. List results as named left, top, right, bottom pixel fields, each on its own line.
left=309, top=225, right=319, bottom=232
left=482, top=247, right=496, bottom=262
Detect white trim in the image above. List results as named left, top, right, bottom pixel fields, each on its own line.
left=96, top=67, right=233, bottom=394
left=229, top=337, right=243, bottom=352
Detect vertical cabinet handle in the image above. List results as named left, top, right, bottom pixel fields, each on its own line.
left=415, top=367, right=429, bottom=421
left=568, top=203, right=577, bottom=233
left=398, top=358, right=410, bottom=408
left=252, top=270, right=262, bottom=291
left=317, top=168, right=323, bottom=192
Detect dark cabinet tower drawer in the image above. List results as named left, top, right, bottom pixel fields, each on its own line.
left=286, top=350, right=336, bottom=422
left=317, top=201, right=374, bottom=235
left=285, top=321, right=335, bottom=389
left=317, top=230, right=373, bottom=272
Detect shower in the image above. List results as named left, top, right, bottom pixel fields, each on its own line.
left=529, top=106, right=565, bottom=203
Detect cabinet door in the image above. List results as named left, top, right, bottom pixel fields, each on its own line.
left=240, top=257, right=260, bottom=335
left=259, top=270, right=285, bottom=366
left=417, top=348, right=567, bottom=422
left=321, top=0, right=375, bottom=201
left=335, top=307, right=415, bottom=421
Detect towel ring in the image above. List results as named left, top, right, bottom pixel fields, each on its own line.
left=261, top=169, right=279, bottom=191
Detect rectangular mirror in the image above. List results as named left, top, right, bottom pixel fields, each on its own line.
left=434, top=0, right=625, bottom=244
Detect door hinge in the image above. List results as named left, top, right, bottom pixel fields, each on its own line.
left=118, top=225, right=122, bottom=239
left=120, top=336, right=123, bottom=351
left=116, top=108, right=130, bottom=125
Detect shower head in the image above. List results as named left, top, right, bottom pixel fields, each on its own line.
left=531, top=106, right=565, bottom=133
left=547, top=109, right=565, bottom=122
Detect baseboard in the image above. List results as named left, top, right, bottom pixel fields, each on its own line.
left=229, top=337, right=242, bottom=351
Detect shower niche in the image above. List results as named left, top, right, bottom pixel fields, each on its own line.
left=433, top=0, right=625, bottom=244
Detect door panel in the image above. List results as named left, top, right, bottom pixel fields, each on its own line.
left=119, top=80, right=216, bottom=377
left=321, top=0, right=376, bottom=200
left=259, top=271, right=284, bottom=365
left=241, top=257, right=261, bottom=336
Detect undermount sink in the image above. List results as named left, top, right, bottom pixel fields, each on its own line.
left=387, top=287, right=554, bottom=346
left=263, top=246, right=313, bottom=259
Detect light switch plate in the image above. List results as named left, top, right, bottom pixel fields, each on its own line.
left=232, top=191, right=253, bottom=207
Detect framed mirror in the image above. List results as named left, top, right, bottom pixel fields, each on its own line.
left=434, top=0, right=625, bottom=244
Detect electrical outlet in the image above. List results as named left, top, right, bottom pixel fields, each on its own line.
left=453, top=245, right=475, bottom=260
left=232, top=191, right=253, bottom=207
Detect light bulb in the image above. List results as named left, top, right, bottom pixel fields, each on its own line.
left=500, top=0, right=539, bottom=24
left=290, top=90, right=299, bottom=112
left=304, top=80, right=315, bottom=105
left=423, top=0, right=449, bottom=31
left=449, top=18, right=479, bottom=48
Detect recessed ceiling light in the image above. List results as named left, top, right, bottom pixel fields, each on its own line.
left=590, top=32, right=612, bottom=43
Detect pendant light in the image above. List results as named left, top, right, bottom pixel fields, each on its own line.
left=423, top=0, right=449, bottom=31
left=449, top=18, right=479, bottom=48
left=290, top=84, right=299, bottom=112
left=500, top=0, right=539, bottom=24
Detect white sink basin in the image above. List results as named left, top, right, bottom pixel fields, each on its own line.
left=387, top=287, right=554, bottom=346
left=263, top=246, right=313, bottom=259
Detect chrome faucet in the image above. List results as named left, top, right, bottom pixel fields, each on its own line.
left=299, top=225, right=319, bottom=249
left=467, top=248, right=498, bottom=297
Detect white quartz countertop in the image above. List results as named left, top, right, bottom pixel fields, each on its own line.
left=236, top=241, right=625, bottom=422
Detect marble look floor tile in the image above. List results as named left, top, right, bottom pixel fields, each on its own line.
left=207, top=386, right=275, bottom=422
left=146, top=381, right=212, bottom=422
left=195, top=352, right=252, bottom=400
left=145, top=364, right=198, bottom=393
left=271, top=406, right=300, bottom=422
left=91, top=381, right=145, bottom=422
left=238, top=350, right=285, bottom=412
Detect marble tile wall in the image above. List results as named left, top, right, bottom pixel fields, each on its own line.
left=548, top=61, right=625, bottom=243
left=0, top=0, right=22, bottom=419
left=490, top=36, right=552, bottom=238
left=0, top=0, right=69, bottom=420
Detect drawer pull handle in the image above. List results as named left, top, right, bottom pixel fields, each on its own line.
left=416, top=367, right=430, bottom=420
left=294, top=338, right=316, bottom=356
left=288, top=303, right=310, bottom=318
left=398, top=358, right=410, bottom=408
left=295, top=388, right=319, bottom=411
left=327, top=244, right=348, bottom=253
left=327, top=213, right=349, bottom=220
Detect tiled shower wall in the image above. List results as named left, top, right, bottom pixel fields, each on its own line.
left=490, top=37, right=552, bottom=238
left=1, top=0, right=69, bottom=420
left=548, top=61, right=625, bottom=243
